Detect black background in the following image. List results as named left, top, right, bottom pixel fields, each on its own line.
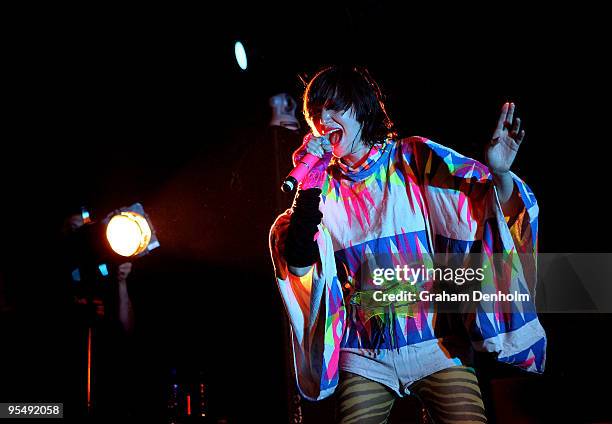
left=1, top=3, right=611, bottom=423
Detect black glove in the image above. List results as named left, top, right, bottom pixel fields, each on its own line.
left=284, top=188, right=322, bottom=268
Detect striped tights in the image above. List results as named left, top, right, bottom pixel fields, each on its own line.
left=336, top=365, right=487, bottom=424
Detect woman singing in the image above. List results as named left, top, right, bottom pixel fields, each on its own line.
left=270, top=65, right=546, bottom=423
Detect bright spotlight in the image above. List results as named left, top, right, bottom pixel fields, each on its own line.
left=65, top=202, right=160, bottom=281
left=234, top=41, right=248, bottom=71
left=106, top=211, right=152, bottom=257
left=103, top=203, right=159, bottom=258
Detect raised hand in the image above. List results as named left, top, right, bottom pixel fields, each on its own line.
left=486, top=102, right=525, bottom=175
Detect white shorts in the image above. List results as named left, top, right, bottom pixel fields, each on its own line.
left=339, top=338, right=462, bottom=396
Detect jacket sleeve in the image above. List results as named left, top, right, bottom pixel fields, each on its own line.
left=404, top=136, right=546, bottom=373
left=269, top=210, right=346, bottom=400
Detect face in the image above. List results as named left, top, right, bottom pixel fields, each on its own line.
left=311, top=107, right=365, bottom=159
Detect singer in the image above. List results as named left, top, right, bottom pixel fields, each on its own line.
left=269, top=66, right=546, bottom=423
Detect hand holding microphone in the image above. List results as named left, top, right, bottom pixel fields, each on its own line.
left=283, top=133, right=334, bottom=271
left=281, top=132, right=334, bottom=192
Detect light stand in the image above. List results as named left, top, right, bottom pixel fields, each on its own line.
left=66, top=203, right=159, bottom=417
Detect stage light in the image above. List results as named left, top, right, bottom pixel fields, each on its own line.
left=269, top=93, right=300, bottom=130
left=106, top=211, right=152, bottom=257
left=102, top=203, right=159, bottom=259
left=65, top=203, right=159, bottom=282
left=67, top=203, right=158, bottom=417
left=234, top=41, right=248, bottom=70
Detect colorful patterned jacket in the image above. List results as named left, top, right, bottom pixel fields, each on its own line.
left=270, top=136, right=546, bottom=400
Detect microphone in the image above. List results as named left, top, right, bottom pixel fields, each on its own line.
left=281, top=153, right=322, bottom=193
left=281, top=130, right=339, bottom=192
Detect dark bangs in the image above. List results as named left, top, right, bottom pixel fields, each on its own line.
left=303, top=65, right=395, bottom=147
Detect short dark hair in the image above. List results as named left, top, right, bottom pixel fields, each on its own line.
left=303, top=65, right=396, bottom=147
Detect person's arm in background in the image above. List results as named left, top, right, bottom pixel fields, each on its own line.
left=117, top=262, right=135, bottom=335
left=486, top=102, right=526, bottom=218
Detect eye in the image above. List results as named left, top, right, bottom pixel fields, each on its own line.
left=331, top=109, right=347, bottom=118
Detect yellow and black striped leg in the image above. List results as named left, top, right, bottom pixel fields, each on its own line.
left=409, top=366, right=487, bottom=424
left=336, top=371, right=396, bottom=424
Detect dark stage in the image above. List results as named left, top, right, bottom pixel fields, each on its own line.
left=1, top=4, right=611, bottom=423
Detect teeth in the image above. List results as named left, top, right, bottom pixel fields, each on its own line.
left=329, top=130, right=342, bottom=144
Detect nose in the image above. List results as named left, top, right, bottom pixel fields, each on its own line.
left=320, top=109, right=333, bottom=126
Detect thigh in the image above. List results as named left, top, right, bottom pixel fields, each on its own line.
left=409, top=365, right=487, bottom=424
left=336, top=371, right=396, bottom=424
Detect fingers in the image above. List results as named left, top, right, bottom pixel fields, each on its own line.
left=321, top=135, right=333, bottom=152
left=507, top=105, right=525, bottom=144
left=511, top=117, right=521, bottom=138
left=292, top=133, right=317, bottom=164
left=306, top=143, right=324, bottom=158
left=495, top=102, right=509, bottom=135
left=306, top=134, right=329, bottom=158
left=505, top=102, right=515, bottom=129
left=495, top=102, right=525, bottom=144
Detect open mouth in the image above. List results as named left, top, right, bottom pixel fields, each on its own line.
left=327, top=129, right=342, bottom=145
